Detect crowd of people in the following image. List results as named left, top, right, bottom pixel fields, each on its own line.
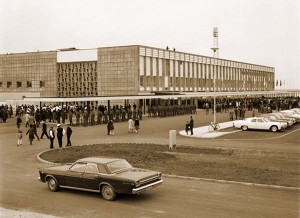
left=0, top=95, right=299, bottom=148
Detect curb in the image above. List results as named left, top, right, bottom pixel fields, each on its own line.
left=36, top=148, right=300, bottom=191
left=163, top=174, right=300, bottom=191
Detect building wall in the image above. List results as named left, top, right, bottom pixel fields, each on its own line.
left=97, top=46, right=139, bottom=96
left=138, top=46, right=275, bottom=92
left=0, top=45, right=275, bottom=103
left=0, top=51, right=57, bottom=101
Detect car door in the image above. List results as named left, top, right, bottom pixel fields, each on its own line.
left=248, top=118, right=257, bottom=129
left=82, top=163, right=101, bottom=191
left=257, top=118, right=269, bottom=130
left=64, top=162, right=86, bottom=188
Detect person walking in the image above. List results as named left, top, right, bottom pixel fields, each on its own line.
left=49, top=125, right=55, bottom=149
left=17, top=130, right=23, bottom=146
left=32, top=122, right=40, bottom=141
left=65, top=124, right=72, bottom=147
left=189, top=116, right=194, bottom=135
left=26, top=124, right=35, bottom=145
left=40, top=121, right=49, bottom=139
left=56, top=124, right=64, bottom=148
left=134, top=118, right=140, bottom=133
left=128, top=118, right=134, bottom=133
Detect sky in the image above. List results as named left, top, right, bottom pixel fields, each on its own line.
left=0, top=0, right=299, bottom=89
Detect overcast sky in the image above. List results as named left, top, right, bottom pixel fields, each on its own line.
left=0, top=0, right=299, bottom=89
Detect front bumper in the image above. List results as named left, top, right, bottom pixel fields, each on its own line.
left=132, top=179, right=163, bottom=194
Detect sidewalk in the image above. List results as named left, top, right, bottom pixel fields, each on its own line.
left=179, top=121, right=241, bottom=138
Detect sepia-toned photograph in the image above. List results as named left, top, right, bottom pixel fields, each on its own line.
left=0, top=0, right=299, bottom=217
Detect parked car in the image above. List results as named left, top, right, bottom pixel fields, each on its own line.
left=233, top=117, right=286, bottom=132
left=38, top=157, right=163, bottom=201
left=271, top=112, right=296, bottom=125
left=260, top=114, right=293, bottom=127
left=279, top=110, right=300, bottom=122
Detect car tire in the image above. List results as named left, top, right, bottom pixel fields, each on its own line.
left=270, top=125, right=278, bottom=132
left=101, top=184, right=117, bottom=201
left=47, top=177, right=59, bottom=192
left=241, top=125, right=248, bottom=131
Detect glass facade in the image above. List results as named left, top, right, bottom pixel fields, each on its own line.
left=138, top=46, right=275, bottom=92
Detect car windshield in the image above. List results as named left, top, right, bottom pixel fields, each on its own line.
left=106, top=159, right=132, bottom=174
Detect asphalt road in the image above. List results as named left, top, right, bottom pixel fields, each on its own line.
left=0, top=110, right=299, bottom=218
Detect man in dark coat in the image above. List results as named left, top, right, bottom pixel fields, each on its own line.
left=65, top=124, right=72, bottom=147
left=189, top=116, right=194, bottom=135
left=40, top=121, right=49, bottom=139
left=56, top=123, right=64, bottom=148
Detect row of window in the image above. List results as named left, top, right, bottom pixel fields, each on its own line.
left=0, top=81, right=45, bottom=88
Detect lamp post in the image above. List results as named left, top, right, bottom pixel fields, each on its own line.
left=211, top=27, right=219, bottom=127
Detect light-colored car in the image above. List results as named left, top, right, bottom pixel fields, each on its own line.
left=279, top=110, right=300, bottom=122
left=271, top=112, right=296, bottom=125
left=260, top=114, right=293, bottom=127
left=233, top=117, right=286, bottom=132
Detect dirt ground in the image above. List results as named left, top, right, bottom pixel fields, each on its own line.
left=40, top=143, right=299, bottom=188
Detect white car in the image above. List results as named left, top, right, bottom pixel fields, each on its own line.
left=233, top=117, right=286, bottom=132
left=261, top=114, right=294, bottom=127
left=280, top=110, right=300, bottom=122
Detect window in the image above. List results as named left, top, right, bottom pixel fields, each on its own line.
left=0, top=82, right=3, bottom=88
left=7, top=81, right=12, bottom=88
left=17, top=81, right=22, bottom=88
left=40, top=81, right=45, bottom=88
left=97, top=164, right=108, bottom=174
left=27, top=81, right=32, bottom=88
left=85, top=163, right=99, bottom=174
left=69, top=163, right=86, bottom=172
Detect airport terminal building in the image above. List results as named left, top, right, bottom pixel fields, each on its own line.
left=0, top=45, right=275, bottom=106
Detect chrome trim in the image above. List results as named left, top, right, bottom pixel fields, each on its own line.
left=132, top=180, right=163, bottom=194
left=60, top=185, right=100, bottom=193
left=38, top=176, right=41, bottom=182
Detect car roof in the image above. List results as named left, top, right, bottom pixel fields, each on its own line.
left=77, top=157, right=123, bottom=164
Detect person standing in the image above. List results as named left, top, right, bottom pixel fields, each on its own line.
left=65, top=124, right=72, bottom=147
left=189, top=116, right=194, bottom=135
left=17, top=130, right=23, bottom=146
left=185, top=121, right=190, bottom=135
left=56, top=124, right=64, bottom=148
left=16, top=115, right=22, bottom=129
left=49, top=126, right=55, bottom=149
left=40, top=121, right=49, bottom=139
left=134, top=118, right=140, bottom=133
left=128, top=118, right=134, bottom=133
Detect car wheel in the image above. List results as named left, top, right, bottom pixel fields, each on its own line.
left=47, top=177, right=59, bottom=192
left=241, top=125, right=248, bottom=131
left=101, top=184, right=117, bottom=201
left=271, top=125, right=278, bottom=132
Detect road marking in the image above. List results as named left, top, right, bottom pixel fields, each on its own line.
left=220, top=127, right=300, bottom=141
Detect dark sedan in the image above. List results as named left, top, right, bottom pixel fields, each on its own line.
left=38, top=157, right=163, bottom=201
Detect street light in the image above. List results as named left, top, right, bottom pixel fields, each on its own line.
left=211, top=27, right=219, bottom=127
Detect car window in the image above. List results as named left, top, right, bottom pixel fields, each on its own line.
left=251, top=119, right=256, bottom=122
left=85, top=163, right=99, bottom=174
left=97, top=164, right=108, bottom=174
left=107, top=160, right=132, bottom=173
left=70, top=163, right=86, bottom=172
